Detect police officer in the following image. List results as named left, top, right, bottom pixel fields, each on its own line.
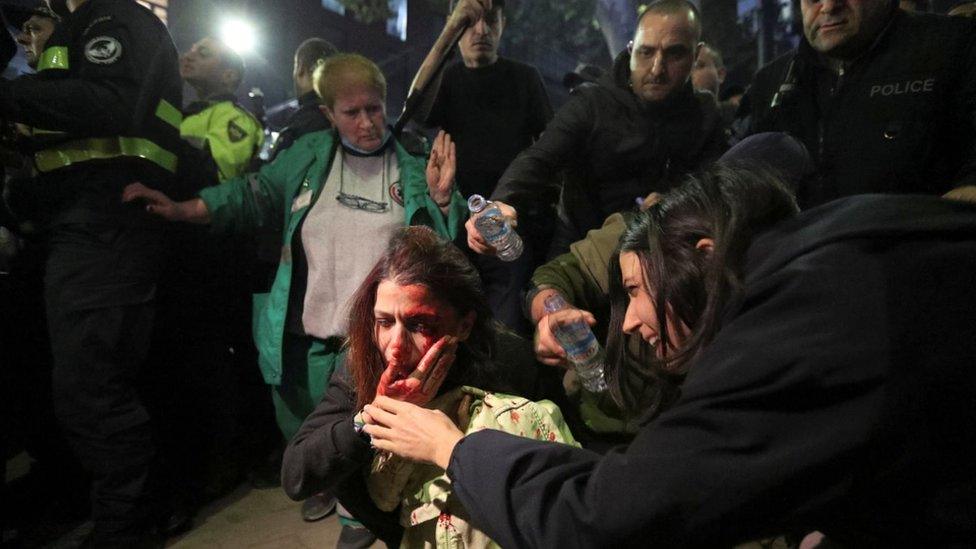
left=266, top=37, right=337, bottom=163
left=743, top=0, right=976, bottom=208
left=11, top=3, right=59, bottom=70
left=0, top=0, right=182, bottom=545
left=179, top=36, right=262, bottom=184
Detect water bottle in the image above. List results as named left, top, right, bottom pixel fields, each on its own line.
left=543, top=293, right=608, bottom=393
left=468, top=195, right=523, bottom=262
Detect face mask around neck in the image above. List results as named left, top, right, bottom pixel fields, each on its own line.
left=340, top=129, right=391, bottom=156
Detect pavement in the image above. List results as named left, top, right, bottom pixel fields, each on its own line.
left=5, top=452, right=382, bottom=549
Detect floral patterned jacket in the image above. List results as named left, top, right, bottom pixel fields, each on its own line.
left=367, top=386, right=579, bottom=548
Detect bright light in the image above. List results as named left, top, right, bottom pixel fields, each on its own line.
left=219, top=18, right=258, bottom=55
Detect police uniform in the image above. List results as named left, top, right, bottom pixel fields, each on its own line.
left=0, top=0, right=182, bottom=544
left=150, top=92, right=264, bottom=500
left=181, top=93, right=263, bottom=184
left=745, top=8, right=976, bottom=208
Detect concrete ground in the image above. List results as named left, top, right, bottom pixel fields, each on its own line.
left=5, top=452, right=382, bottom=549
left=166, top=485, right=351, bottom=549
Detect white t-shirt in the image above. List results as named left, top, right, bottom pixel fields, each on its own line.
left=300, top=148, right=404, bottom=339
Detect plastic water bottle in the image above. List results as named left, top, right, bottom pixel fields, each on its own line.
left=543, top=293, right=608, bottom=393
left=468, top=195, right=523, bottom=262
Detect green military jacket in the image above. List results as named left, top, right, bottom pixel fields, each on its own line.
left=199, top=130, right=467, bottom=385
left=182, top=98, right=264, bottom=181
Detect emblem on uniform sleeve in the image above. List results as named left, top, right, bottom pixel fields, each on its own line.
left=389, top=182, right=404, bottom=207
left=85, top=36, right=122, bottom=65
left=228, top=120, right=248, bottom=143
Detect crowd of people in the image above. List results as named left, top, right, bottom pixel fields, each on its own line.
left=2, top=0, right=975, bottom=547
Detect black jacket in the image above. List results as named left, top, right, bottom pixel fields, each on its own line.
left=267, top=91, right=331, bottom=163
left=447, top=195, right=976, bottom=548
left=746, top=10, right=976, bottom=208
left=0, top=0, right=182, bottom=227
left=281, top=330, right=540, bottom=547
left=492, top=51, right=728, bottom=252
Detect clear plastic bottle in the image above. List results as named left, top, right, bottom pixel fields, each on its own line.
left=467, top=194, right=524, bottom=262
left=543, top=293, right=608, bottom=393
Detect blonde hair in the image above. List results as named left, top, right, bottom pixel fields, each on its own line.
left=313, top=53, right=387, bottom=108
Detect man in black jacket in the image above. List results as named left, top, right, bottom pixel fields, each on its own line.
left=267, top=37, right=337, bottom=163
left=0, top=0, right=183, bottom=544
left=472, top=0, right=728, bottom=257
left=743, top=0, right=976, bottom=208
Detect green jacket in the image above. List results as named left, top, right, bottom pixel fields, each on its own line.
left=181, top=99, right=264, bottom=182
left=530, top=212, right=644, bottom=436
left=199, top=130, right=467, bottom=385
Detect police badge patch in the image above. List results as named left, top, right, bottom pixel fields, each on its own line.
left=227, top=120, right=248, bottom=143
left=85, top=36, right=122, bottom=65
left=389, top=182, right=404, bottom=207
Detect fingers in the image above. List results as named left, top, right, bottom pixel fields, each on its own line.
left=411, top=336, right=455, bottom=379
left=465, top=217, right=496, bottom=255
left=121, top=182, right=154, bottom=203
left=535, top=318, right=569, bottom=367
left=369, top=395, right=411, bottom=416
left=494, top=201, right=518, bottom=229
left=581, top=310, right=597, bottom=326
left=421, top=344, right=455, bottom=395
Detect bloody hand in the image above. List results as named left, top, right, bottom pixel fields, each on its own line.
left=376, top=335, right=458, bottom=407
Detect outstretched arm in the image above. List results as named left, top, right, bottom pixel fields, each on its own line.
left=122, top=182, right=211, bottom=224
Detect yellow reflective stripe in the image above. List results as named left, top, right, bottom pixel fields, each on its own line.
left=155, top=99, right=183, bottom=130
left=37, top=47, right=69, bottom=71
left=30, top=128, right=68, bottom=136
left=35, top=137, right=178, bottom=173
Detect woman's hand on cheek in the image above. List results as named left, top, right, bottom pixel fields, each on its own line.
left=375, top=335, right=458, bottom=407
left=364, top=396, right=464, bottom=468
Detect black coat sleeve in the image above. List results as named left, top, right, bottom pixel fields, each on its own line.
left=281, top=360, right=374, bottom=501
left=0, top=18, right=144, bottom=135
left=446, top=241, right=897, bottom=548
left=953, top=23, right=976, bottom=188
left=490, top=91, right=593, bottom=206
left=526, top=66, right=553, bottom=138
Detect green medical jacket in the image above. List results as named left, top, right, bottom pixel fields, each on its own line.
left=198, top=130, right=468, bottom=385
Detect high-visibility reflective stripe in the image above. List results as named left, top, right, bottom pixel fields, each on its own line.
left=35, top=137, right=178, bottom=173
left=37, top=47, right=69, bottom=71
left=31, top=128, right=69, bottom=136
left=155, top=99, right=183, bottom=130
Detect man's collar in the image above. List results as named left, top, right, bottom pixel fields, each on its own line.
left=184, top=93, right=239, bottom=116
left=798, top=4, right=901, bottom=72
left=297, top=91, right=321, bottom=109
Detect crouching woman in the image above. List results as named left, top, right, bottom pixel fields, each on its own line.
left=281, top=226, right=577, bottom=547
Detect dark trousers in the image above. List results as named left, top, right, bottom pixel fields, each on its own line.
left=45, top=223, right=160, bottom=546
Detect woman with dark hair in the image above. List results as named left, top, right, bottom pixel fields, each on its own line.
left=603, top=165, right=799, bottom=419
left=364, top=165, right=976, bottom=547
left=282, top=226, right=575, bottom=547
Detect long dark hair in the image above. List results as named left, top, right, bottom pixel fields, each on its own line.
left=345, top=226, right=496, bottom=410
left=605, top=164, right=800, bottom=416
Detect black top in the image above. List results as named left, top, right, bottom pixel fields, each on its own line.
left=447, top=195, right=976, bottom=548
left=491, top=52, right=729, bottom=249
left=0, top=0, right=183, bottom=227
left=268, top=91, right=331, bottom=163
left=281, top=329, right=541, bottom=547
left=745, top=9, right=976, bottom=208
left=426, top=57, right=552, bottom=199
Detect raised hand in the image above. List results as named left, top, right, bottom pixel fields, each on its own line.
left=376, top=335, right=458, bottom=407
left=448, top=0, right=492, bottom=30
left=426, top=131, right=456, bottom=209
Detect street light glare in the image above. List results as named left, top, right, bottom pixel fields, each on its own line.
left=220, top=18, right=257, bottom=55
